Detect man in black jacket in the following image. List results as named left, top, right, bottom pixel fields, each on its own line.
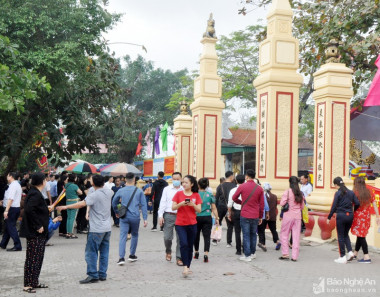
left=151, top=171, right=168, bottom=231
left=213, top=171, right=236, bottom=246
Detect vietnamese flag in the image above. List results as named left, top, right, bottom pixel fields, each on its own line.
left=135, top=132, right=143, bottom=156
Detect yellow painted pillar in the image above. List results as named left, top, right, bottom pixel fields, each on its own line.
left=173, top=101, right=192, bottom=176
left=253, top=0, right=303, bottom=194
left=307, top=62, right=353, bottom=211
left=190, top=14, right=225, bottom=190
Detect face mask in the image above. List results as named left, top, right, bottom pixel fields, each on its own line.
left=173, top=180, right=181, bottom=187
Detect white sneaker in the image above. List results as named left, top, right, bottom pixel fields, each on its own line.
left=334, top=256, right=347, bottom=264
left=239, top=256, right=252, bottom=262
left=211, top=241, right=218, bottom=246
left=250, top=253, right=257, bottom=259
left=346, top=251, right=354, bottom=261
left=226, top=244, right=232, bottom=248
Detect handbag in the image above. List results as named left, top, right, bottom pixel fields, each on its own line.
left=281, top=190, right=290, bottom=212
left=302, top=205, right=309, bottom=223
left=118, top=187, right=138, bottom=219
left=211, top=225, right=222, bottom=241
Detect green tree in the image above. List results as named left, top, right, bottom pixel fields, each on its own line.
left=97, top=55, right=187, bottom=163
left=0, top=35, right=50, bottom=113
left=239, top=0, right=380, bottom=107
left=0, top=0, right=121, bottom=173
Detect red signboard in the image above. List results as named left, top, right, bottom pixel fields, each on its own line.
left=368, top=185, right=380, bottom=215
left=164, top=157, right=174, bottom=176
left=144, top=160, right=153, bottom=176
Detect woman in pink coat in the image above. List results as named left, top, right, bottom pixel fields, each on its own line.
left=279, top=176, right=304, bottom=261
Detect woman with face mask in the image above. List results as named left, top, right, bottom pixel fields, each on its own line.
left=172, top=175, right=202, bottom=277
left=193, top=178, right=219, bottom=263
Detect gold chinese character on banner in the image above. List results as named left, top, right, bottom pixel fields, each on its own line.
left=261, top=131, right=264, bottom=139
left=319, top=142, right=323, bottom=148
left=318, top=152, right=322, bottom=160
left=319, top=120, right=323, bottom=128
left=318, top=174, right=322, bottom=181
left=261, top=154, right=264, bottom=161
left=261, top=144, right=264, bottom=151
left=318, top=164, right=322, bottom=171
left=262, top=111, right=265, bottom=118
left=319, top=131, right=323, bottom=138
left=261, top=122, right=264, bottom=129
left=319, top=109, right=323, bottom=117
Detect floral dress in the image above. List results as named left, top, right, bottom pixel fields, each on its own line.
left=351, top=195, right=374, bottom=237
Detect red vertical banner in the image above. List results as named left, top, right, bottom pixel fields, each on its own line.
left=164, top=157, right=175, bottom=176
left=367, top=185, right=380, bottom=215
left=143, top=160, right=153, bottom=176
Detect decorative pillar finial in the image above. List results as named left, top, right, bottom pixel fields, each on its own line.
left=325, top=39, right=343, bottom=63
left=203, top=13, right=216, bottom=39
left=180, top=100, right=189, bottom=115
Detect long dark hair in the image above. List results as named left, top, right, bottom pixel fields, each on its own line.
left=353, top=176, right=371, bottom=205
left=333, top=176, right=348, bottom=197
left=289, top=176, right=303, bottom=204
left=184, top=175, right=199, bottom=193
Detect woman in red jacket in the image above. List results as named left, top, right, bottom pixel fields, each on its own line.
left=351, top=176, right=380, bottom=263
left=172, top=175, right=202, bottom=277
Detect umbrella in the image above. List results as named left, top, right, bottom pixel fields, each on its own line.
left=65, top=162, right=98, bottom=174
left=99, top=162, right=142, bottom=177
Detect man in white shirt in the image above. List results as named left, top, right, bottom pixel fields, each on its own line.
left=104, top=176, right=115, bottom=190
left=0, top=172, right=23, bottom=251
left=300, top=174, right=313, bottom=200
left=41, top=175, right=52, bottom=205
left=158, top=172, right=183, bottom=266
left=227, top=174, right=245, bottom=256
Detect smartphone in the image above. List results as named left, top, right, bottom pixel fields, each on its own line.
left=185, top=198, right=190, bottom=203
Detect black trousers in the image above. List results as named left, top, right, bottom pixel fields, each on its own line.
left=153, top=202, right=161, bottom=229
left=355, top=236, right=369, bottom=254
left=258, top=219, right=279, bottom=245
left=213, top=205, right=233, bottom=244
left=336, top=212, right=353, bottom=257
left=24, top=236, right=46, bottom=287
left=194, top=216, right=212, bottom=252
left=76, top=207, right=88, bottom=232
left=232, top=210, right=242, bottom=253
left=58, top=209, right=67, bottom=234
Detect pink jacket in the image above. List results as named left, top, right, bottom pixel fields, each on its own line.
left=280, top=189, right=304, bottom=220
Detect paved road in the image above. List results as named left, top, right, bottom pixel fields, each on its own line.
left=1, top=217, right=379, bottom=297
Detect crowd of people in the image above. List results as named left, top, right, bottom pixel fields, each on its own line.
left=0, top=168, right=379, bottom=292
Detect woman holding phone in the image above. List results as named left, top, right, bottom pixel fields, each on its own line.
left=172, top=175, right=202, bottom=277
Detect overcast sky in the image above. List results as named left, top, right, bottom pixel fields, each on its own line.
left=104, top=0, right=268, bottom=72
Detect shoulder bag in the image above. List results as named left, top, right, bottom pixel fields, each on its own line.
left=241, top=184, right=259, bottom=210
left=119, top=187, right=138, bottom=219
left=281, top=189, right=290, bottom=212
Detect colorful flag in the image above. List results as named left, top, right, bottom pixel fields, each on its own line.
left=155, top=126, right=160, bottom=155
left=145, top=130, right=152, bottom=157
left=364, top=55, right=380, bottom=107
left=135, top=132, right=143, bottom=156
left=160, top=122, right=169, bottom=152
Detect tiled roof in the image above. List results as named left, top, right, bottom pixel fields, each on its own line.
left=223, top=129, right=256, bottom=146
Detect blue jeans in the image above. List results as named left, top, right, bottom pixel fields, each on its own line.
left=240, top=217, right=259, bottom=257
left=175, top=224, right=197, bottom=268
left=119, top=216, right=140, bottom=258
left=85, top=231, right=111, bottom=279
